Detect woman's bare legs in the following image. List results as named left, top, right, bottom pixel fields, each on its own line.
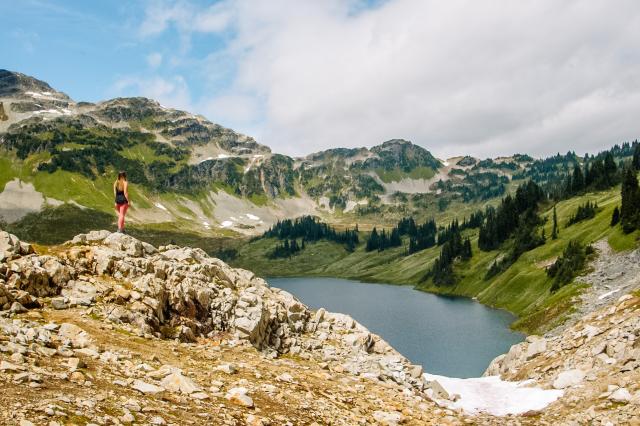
left=117, top=204, right=129, bottom=231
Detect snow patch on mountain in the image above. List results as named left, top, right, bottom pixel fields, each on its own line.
left=423, top=373, right=563, bottom=416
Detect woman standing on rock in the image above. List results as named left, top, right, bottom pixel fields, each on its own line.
left=113, top=171, right=130, bottom=233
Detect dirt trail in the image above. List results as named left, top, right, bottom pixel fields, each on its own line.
left=554, top=239, right=640, bottom=334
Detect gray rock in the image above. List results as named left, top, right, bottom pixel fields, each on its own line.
left=216, top=363, right=236, bottom=374
left=0, top=360, right=26, bottom=372
left=609, top=388, right=632, bottom=403
left=58, top=323, right=93, bottom=349
left=120, top=410, right=135, bottom=424
left=408, top=364, right=423, bottom=379
left=526, top=337, right=547, bottom=359
left=425, top=379, right=449, bottom=400
left=276, top=372, right=295, bottom=383
left=553, top=369, right=585, bottom=389
left=67, top=357, right=86, bottom=371
left=160, top=372, right=201, bottom=394
left=225, top=387, right=254, bottom=408
left=104, top=233, right=143, bottom=257
left=10, top=302, right=27, bottom=313
left=124, top=399, right=141, bottom=412
left=372, top=410, right=403, bottom=425
left=131, top=380, right=165, bottom=395
left=51, top=297, right=69, bottom=310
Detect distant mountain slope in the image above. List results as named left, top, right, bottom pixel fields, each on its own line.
left=0, top=69, right=637, bottom=238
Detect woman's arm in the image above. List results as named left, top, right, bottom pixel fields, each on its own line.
left=113, top=182, right=117, bottom=197
left=124, top=182, right=130, bottom=205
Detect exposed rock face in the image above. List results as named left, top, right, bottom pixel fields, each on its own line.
left=0, top=69, right=70, bottom=100
left=1, top=229, right=478, bottom=424
left=0, top=229, right=425, bottom=391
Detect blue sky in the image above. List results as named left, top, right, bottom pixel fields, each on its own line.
left=1, top=1, right=231, bottom=102
left=2, top=1, right=640, bottom=158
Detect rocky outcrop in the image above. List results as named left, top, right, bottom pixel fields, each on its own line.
left=0, top=230, right=427, bottom=393
left=1, top=229, right=481, bottom=424
left=483, top=292, right=640, bottom=424
left=0, top=69, right=71, bottom=100
left=2, top=229, right=639, bottom=424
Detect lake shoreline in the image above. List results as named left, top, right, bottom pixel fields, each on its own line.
left=263, top=271, right=527, bottom=334
left=268, top=276, right=525, bottom=378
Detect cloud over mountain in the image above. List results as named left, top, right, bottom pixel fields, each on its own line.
left=136, top=0, right=640, bottom=158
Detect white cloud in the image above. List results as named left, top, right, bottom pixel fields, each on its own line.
left=146, top=52, right=163, bottom=68
left=140, top=0, right=640, bottom=158
left=139, top=1, right=186, bottom=37
left=140, top=0, right=231, bottom=37
left=199, top=94, right=260, bottom=125
left=112, top=75, right=192, bottom=111
left=193, top=3, right=233, bottom=33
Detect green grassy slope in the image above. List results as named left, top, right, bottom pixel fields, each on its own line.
left=4, top=203, right=241, bottom=258
left=233, top=185, right=640, bottom=334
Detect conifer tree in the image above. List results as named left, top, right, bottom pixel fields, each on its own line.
left=366, top=228, right=379, bottom=252
left=633, top=144, right=640, bottom=171
left=611, top=206, right=620, bottom=227
left=462, top=238, right=472, bottom=260
left=621, top=168, right=640, bottom=233
left=552, top=205, right=558, bottom=240
left=571, top=164, right=584, bottom=193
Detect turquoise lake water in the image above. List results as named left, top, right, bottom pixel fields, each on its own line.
left=268, top=277, right=524, bottom=378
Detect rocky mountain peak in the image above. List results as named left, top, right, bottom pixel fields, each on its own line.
left=371, top=138, right=431, bottom=155
left=374, top=138, right=414, bottom=149
left=0, top=69, right=70, bottom=100
left=366, top=138, right=442, bottom=171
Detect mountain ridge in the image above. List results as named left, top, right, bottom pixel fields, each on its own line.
left=0, top=69, right=637, bottom=240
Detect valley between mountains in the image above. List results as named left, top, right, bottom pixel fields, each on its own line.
left=1, top=69, right=640, bottom=424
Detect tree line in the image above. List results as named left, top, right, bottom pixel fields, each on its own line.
left=478, top=181, right=547, bottom=279
left=264, top=215, right=359, bottom=254
left=427, top=228, right=472, bottom=286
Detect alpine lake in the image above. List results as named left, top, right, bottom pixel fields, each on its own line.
left=268, top=277, right=524, bottom=378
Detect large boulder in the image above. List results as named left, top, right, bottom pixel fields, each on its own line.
left=58, top=323, right=94, bottom=349
left=0, top=231, right=34, bottom=259
left=525, top=336, right=547, bottom=359
left=69, top=230, right=111, bottom=245
left=233, top=288, right=270, bottom=346
left=104, top=233, right=144, bottom=257
left=60, top=280, right=97, bottom=306
left=160, top=372, right=201, bottom=394
left=6, top=256, right=63, bottom=298
left=553, top=369, right=585, bottom=389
